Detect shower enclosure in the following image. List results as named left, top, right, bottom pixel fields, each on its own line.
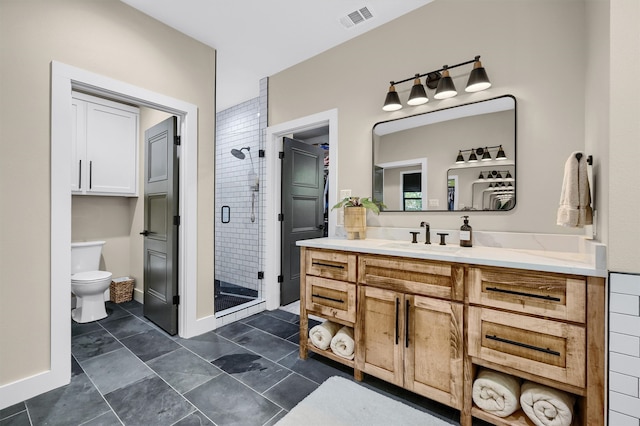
left=215, top=98, right=265, bottom=314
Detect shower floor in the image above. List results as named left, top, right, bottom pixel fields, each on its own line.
left=214, top=280, right=258, bottom=312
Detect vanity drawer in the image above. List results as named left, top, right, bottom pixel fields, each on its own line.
left=358, top=255, right=463, bottom=301
left=305, top=276, right=356, bottom=323
left=468, top=307, right=586, bottom=388
left=305, top=249, right=357, bottom=282
left=468, top=267, right=586, bottom=323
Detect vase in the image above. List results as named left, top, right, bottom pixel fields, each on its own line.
left=343, top=206, right=366, bottom=240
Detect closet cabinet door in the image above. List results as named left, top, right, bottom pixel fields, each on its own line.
left=85, top=102, right=138, bottom=195
left=71, top=92, right=139, bottom=196
left=71, top=98, right=87, bottom=194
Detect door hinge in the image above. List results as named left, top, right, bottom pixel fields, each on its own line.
left=277, top=275, right=284, bottom=283
left=173, top=295, right=180, bottom=305
left=259, top=149, right=265, bottom=158
left=173, top=215, right=180, bottom=226
left=174, top=135, right=181, bottom=146
left=279, top=151, right=284, bottom=159
left=277, top=213, right=284, bottom=221
left=258, top=271, right=264, bottom=279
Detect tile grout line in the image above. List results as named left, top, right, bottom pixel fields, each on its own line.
left=95, top=317, right=210, bottom=425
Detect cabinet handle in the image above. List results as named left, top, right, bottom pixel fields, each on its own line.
left=78, top=160, right=82, bottom=189
left=485, top=286, right=561, bottom=302
left=312, top=261, right=345, bottom=270
left=405, top=299, right=410, bottom=348
left=395, top=298, right=399, bottom=345
left=89, top=160, right=93, bottom=189
left=311, top=293, right=344, bottom=304
left=485, top=334, right=561, bottom=356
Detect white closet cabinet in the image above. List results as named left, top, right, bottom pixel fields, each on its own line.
left=71, top=92, right=139, bottom=196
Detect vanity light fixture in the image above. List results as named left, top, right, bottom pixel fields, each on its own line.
left=434, top=66, right=457, bottom=100
left=383, top=82, right=402, bottom=111
left=455, top=145, right=507, bottom=164
left=382, top=55, right=491, bottom=111
left=466, top=57, right=492, bottom=92
left=481, top=147, right=492, bottom=161
left=407, top=74, right=429, bottom=106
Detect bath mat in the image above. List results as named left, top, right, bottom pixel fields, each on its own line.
left=275, top=376, right=454, bottom=426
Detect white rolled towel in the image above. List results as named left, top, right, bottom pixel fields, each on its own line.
left=472, top=369, right=521, bottom=417
left=309, top=320, right=341, bottom=350
left=520, top=381, right=575, bottom=426
left=330, top=326, right=355, bottom=360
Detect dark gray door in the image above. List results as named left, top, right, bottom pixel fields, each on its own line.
left=142, top=116, right=179, bottom=335
left=281, top=137, right=325, bottom=305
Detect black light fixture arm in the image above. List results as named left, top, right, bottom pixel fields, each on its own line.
left=392, top=56, right=481, bottom=86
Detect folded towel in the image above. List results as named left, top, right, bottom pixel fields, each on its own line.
left=330, top=326, right=355, bottom=360
left=472, top=369, right=521, bottom=417
left=520, top=381, right=575, bottom=426
left=309, top=321, right=341, bottom=350
left=557, top=152, right=592, bottom=228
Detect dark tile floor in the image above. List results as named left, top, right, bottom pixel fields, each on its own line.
left=0, top=300, right=483, bottom=426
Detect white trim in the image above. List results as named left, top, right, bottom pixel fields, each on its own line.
left=265, top=109, right=338, bottom=310
left=0, top=61, right=211, bottom=409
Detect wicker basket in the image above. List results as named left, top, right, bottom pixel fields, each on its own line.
left=110, top=277, right=134, bottom=303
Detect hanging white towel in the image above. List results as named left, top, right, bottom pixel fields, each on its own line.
left=557, top=152, right=592, bottom=228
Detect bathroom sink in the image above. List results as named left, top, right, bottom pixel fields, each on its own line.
left=380, top=241, right=461, bottom=253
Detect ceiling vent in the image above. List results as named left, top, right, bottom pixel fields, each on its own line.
left=340, top=7, right=374, bottom=29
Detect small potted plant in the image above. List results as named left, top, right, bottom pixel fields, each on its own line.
left=332, top=196, right=385, bottom=240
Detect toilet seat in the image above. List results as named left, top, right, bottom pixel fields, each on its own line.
left=72, top=270, right=112, bottom=283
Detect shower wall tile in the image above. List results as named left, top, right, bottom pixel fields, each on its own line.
left=216, top=97, right=262, bottom=294
left=610, top=272, right=640, bottom=423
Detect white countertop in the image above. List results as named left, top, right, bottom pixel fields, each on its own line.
left=297, top=237, right=607, bottom=277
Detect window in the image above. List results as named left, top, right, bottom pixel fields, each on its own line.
left=402, top=172, right=422, bottom=211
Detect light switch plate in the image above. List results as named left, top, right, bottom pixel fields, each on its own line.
left=340, top=189, right=352, bottom=199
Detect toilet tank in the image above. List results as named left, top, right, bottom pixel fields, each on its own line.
left=71, top=241, right=106, bottom=274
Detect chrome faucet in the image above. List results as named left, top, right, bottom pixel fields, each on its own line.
left=419, top=221, right=431, bottom=244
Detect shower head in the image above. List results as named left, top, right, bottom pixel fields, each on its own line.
left=231, top=147, right=250, bottom=160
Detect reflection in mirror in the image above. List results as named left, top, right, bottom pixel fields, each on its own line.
left=372, top=95, right=516, bottom=212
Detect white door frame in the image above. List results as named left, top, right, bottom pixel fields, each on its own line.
left=0, top=61, right=212, bottom=408
left=264, top=109, right=338, bottom=310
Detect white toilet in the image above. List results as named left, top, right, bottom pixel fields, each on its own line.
left=71, top=241, right=112, bottom=323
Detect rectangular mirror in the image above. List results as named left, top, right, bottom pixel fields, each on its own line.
left=373, top=95, right=516, bottom=212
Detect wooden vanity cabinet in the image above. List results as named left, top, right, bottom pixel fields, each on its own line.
left=299, top=248, right=359, bottom=370
left=356, top=255, right=465, bottom=409
left=299, top=247, right=605, bottom=426
left=464, top=266, right=605, bottom=426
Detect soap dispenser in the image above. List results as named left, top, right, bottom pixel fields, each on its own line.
left=460, top=216, right=473, bottom=247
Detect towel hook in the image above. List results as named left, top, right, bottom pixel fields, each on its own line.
left=574, top=153, right=593, bottom=165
